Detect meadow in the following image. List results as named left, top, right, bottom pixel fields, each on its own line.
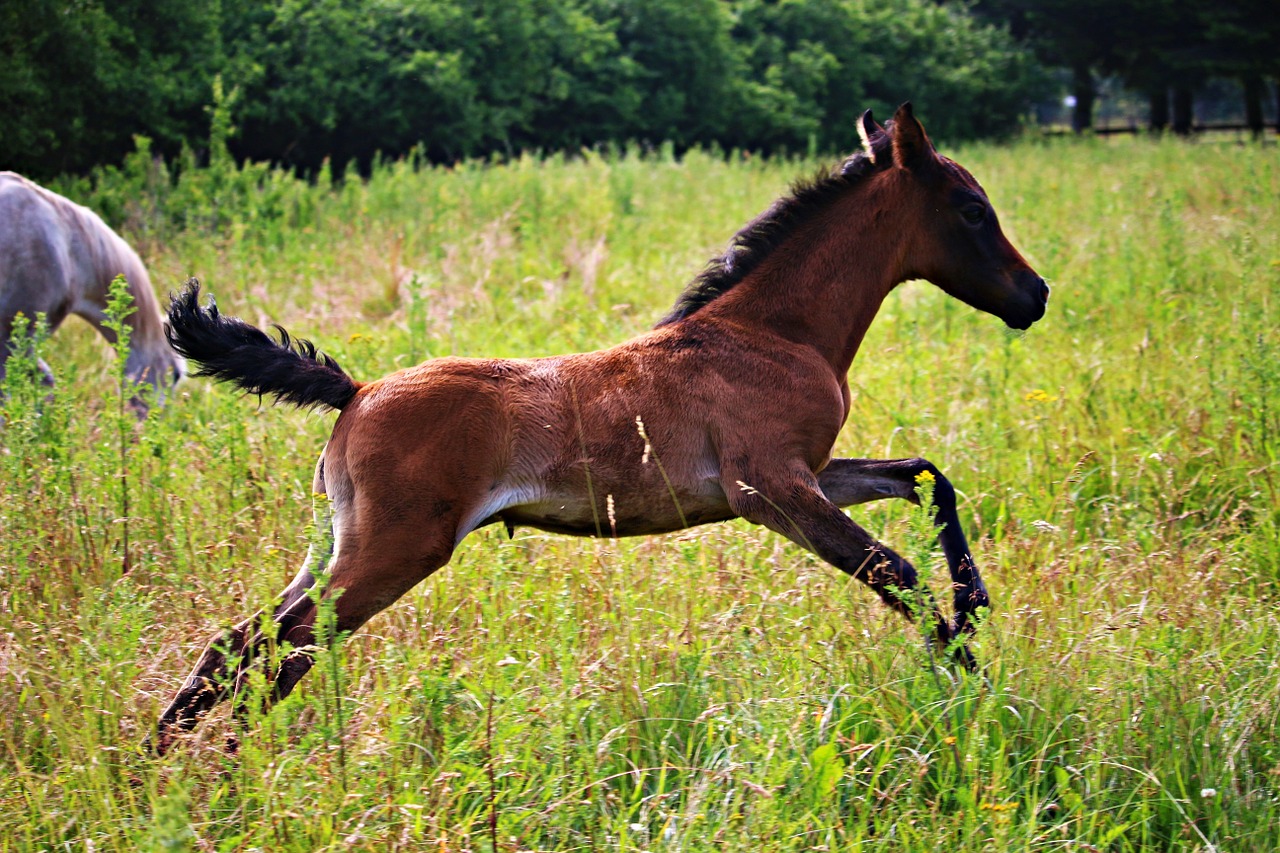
left=1, top=134, right=1278, bottom=851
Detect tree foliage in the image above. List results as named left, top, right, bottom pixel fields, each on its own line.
left=1, top=0, right=1048, bottom=178
left=0, top=0, right=220, bottom=175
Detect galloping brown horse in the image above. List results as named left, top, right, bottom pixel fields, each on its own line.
left=156, top=104, right=1048, bottom=753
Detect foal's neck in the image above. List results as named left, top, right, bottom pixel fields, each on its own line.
left=704, top=188, right=905, bottom=377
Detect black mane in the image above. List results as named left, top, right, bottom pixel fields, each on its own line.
left=655, top=146, right=886, bottom=328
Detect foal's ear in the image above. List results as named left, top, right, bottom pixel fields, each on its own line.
left=856, top=109, right=883, bottom=163
left=890, top=102, right=935, bottom=171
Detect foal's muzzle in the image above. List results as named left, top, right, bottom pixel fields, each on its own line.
left=1006, top=270, right=1049, bottom=330
left=1035, top=276, right=1051, bottom=306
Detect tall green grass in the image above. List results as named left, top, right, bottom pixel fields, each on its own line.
left=2, top=135, right=1278, bottom=850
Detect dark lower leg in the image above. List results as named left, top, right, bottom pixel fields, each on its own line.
left=819, top=458, right=989, bottom=635
left=852, top=541, right=959, bottom=657
left=231, top=558, right=417, bottom=718
left=273, top=646, right=319, bottom=701
left=732, top=477, right=966, bottom=663
left=153, top=623, right=250, bottom=753
left=225, top=590, right=322, bottom=722
left=919, top=469, right=988, bottom=636
left=154, top=567, right=323, bottom=753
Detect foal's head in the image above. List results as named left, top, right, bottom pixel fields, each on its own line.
left=860, top=104, right=1048, bottom=330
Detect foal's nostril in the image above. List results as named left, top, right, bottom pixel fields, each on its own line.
left=1038, top=278, right=1050, bottom=304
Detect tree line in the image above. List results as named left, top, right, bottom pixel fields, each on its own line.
left=1, top=1, right=1276, bottom=181
left=1, top=0, right=1042, bottom=178
left=974, top=0, right=1279, bottom=134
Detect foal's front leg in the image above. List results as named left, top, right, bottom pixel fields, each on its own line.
left=725, top=465, right=961, bottom=658
left=817, top=458, right=989, bottom=636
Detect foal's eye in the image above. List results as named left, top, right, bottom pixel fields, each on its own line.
left=961, top=203, right=987, bottom=225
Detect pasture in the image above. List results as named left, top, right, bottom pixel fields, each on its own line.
left=1, top=136, right=1278, bottom=850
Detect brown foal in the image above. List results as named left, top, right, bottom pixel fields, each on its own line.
left=155, top=104, right=1048, bottom=753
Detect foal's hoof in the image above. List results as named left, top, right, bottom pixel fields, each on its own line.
left=935, top=619, right=979, bottom=672
left=949, top=639, right=979, bottom=672
left=144, top=730, right=172, bottom=757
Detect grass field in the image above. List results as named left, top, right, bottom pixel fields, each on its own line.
left=2, top=135, right=1278, bottom=851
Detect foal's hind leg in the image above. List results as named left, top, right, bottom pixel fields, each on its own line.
left=243, top=519, right=458, bottom=709
left=153, top=496, right=335, bottom=753
left=154, top=495, right=459, bottom=753
left=726, top=464, right=962, bottom=658
left=818, top=458, right=989, bottom=638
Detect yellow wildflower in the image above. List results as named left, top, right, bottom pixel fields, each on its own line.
left=1024, top=388, right=1058, bottom=404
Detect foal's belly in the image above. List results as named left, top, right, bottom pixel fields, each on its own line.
left=497, top=485, right=735, bottom=538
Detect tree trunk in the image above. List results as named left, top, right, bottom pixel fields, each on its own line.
left=1072, top=63, right=1096, bottom=133
left=1171, top=86, right=1194, bottom=135
left=1148, top=88, right=1170, bottom=133
left=1243, top=76, right=1264, bottom=139
left=1274, top=76, right=1279, bottom=136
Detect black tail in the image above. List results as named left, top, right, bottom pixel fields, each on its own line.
left=165, top=279, right=359, bottom=411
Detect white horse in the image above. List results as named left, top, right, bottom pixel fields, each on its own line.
left=0, top=171, right=183, bottom=413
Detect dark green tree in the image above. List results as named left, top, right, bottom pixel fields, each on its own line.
left=3, top=0, right=1050, bottom=177
left=0, top=0, right=220, bottom=176
left=735, top=0, right=1043, bottom=149
left=1201, top=0, right=1280, bottom=135
left=595, top=0, right=748, bottom=149
left=973, top=0, right=1134, bottom=132
left=976, top=0, right=1279, bottom=135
